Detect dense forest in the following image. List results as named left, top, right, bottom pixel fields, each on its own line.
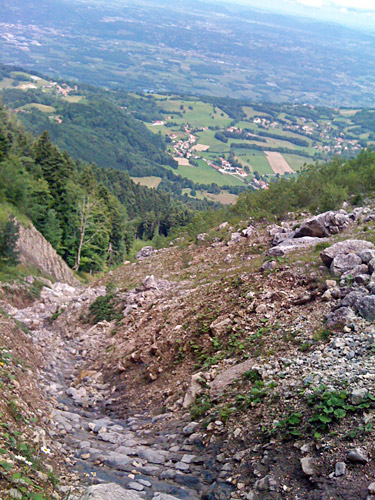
left=1, top=87, right=176, bottom=174
left=0, top=100, right=194, bottom=272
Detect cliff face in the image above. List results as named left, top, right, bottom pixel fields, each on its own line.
left=17, top=223, right=79, bottom=286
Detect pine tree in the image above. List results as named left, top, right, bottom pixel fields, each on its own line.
left=0, top=216, right=20, bottom=266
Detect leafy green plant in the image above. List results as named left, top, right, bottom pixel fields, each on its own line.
left=313, top=327, right=331, bottom=342
left=87, top=283, right=123, bottom=324
left=219, top=404, right=236, bottom=423
left=243, top=369, right=262, bottom=383
left=190, top=395, right=212, bottom=420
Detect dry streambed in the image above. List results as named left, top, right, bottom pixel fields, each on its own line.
left=9, top=283, right=235, bottom=500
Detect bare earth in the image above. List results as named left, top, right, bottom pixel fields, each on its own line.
left=265, top=151, right=294, bottom=174
left=174, top=157, right=191, bottom=166
left=192, top=144, right=210, bottom=151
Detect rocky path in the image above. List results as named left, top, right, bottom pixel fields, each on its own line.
left=8, top=282, right=234, bottom=500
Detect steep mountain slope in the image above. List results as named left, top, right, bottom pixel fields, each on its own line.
left=0, top=100, right=194, bottom=273
left=2, top=201, right=374, bottom=499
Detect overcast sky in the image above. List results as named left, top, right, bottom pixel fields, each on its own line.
left=217, top=0, right=375, bottom=31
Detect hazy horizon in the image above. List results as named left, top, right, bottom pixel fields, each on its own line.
left=200, top=0, right=375, bottom=32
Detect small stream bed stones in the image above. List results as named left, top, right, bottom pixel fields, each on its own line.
left=9, top=283, right=235, bottom=500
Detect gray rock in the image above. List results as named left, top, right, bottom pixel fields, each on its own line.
left=321, top=240, right=375, bottom=267
left=260, top=261, right=277, bottom=273
left=347, top=448, right=369, bottom=464
left=368, top=483, right=375, bottom=495
left=175, top=461, right=190, bottom=471
left=294, top=218, right=328, bottom=238
left=341, top=264, right=369, bottom=281
left=137, top=448, right=166, bottom=465
left=136, top=246, right=157, bottom=260
left=369, top=259, right=375, bottom=274
left=152, top=494, right=181, bottom=500
left=361, top=250, right=375, bottom=264
left=183, top=422, right=199, bottom=435
left=197, top=233, right=207, bottom=242
left=128, top=483, right=144, bottom=492
left=159, top=470, right=177, bottom=480
left=254, top=475, right=275, bottom=491
left=103, top=452, right=132, bottom=469
left=326, top=307, right=356, bottom=328
left=272, top=231, right=294, bottom=246
left=80, top=483, right=144, bottom=500
left=268, top=237, right=326, bottom=257
left=301, top=457, right=315, bottom=476
left=356, top=274, right=371, bottom=285
left=352, top=388, right=368, bottom=405
left=115, top=446, right=137, bottom=456
left=223, top=254, right=233, bottom=264
left=137, top=479, right=151, bottom=487
left=358, top=295, right=375, bottom=321
left=230, top=232, right=241, bottom=243
left=242, top=225, right=254, bottom=238
left=335, top=462, right=346, bottom=477
left=330, top=253, right=362, bottom=276
left=98, top=432, right=122, bottom=444
left=341, top=290, right=368, bottom=311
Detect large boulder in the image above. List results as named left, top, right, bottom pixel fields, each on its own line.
left=268, top=237, right=326, bottom=257
left=294, top=210, right=351, bottom=239
left=326, top=307, right=356, bottom=328
left=80, top=483, right=143, bottom=500
left=357, top=295, right=375, bottom=321
left=294, top=218, right=328, bottom=238
left=330, top=253, right=362, bottom=277
left=341, top=290, right=369, bottom=312
left=321, top=240, right=375, bottom=267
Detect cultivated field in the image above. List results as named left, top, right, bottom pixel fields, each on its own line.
left=174, top=157, right=190, bottom=166
left=192, top=144, right=210, bottom=151
left=265, top=152, right=294, bottom=175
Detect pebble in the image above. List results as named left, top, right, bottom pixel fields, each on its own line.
left=335, top=462, right=346, bottom=477
left=301, top=457, right=315, bottom=476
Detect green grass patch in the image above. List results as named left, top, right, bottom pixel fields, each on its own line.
left=165, top=161, right=244, bottom=186
left=234, top=150, right=273, bottom=175
left=282, top=153, right=311, bottom=171
left=130, top=176, right=162, bottom=188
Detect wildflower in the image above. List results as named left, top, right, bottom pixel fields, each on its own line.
left=91, top=472, right=96, bottom=477
left=25, top=460, right=32, bottom=466
left=40, top=446, right=51, bottom=455
left=14, top=455, right=26, bottom=462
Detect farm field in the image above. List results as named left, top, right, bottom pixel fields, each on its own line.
left=182, top=189, right=238, bottom=205
left=142, top=94, right=372, bottom=195
left=265, top=152, right=294, bottom=175
left=1, top=64, right=374, bottom=205
left=165, top=161, right=244, bottom=187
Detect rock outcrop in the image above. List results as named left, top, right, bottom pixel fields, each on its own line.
left=17, top=223, right=78, bottom=286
